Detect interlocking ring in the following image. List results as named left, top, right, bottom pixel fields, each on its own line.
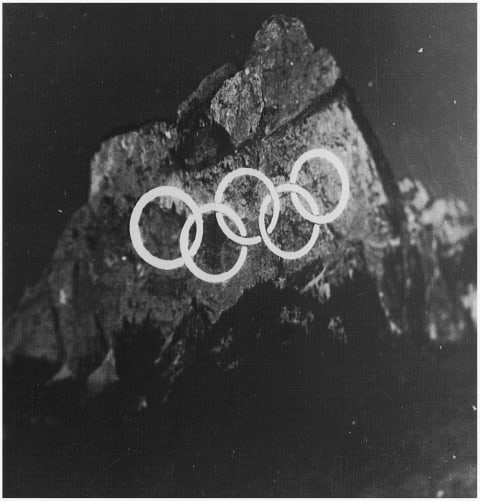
left=180, top=203, right=248, bottom=284
left=259, top=184, right=321, bottom=260
left=129, top=148, right=350, bottom=283
left=129, top=186, right=203, bottom=270
left=289, top=148, right=350, bottom=224
left=214, top=167, right=281, bottom=245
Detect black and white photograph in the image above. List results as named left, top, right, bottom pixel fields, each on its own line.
left=3, top=3, right=477, bottom=497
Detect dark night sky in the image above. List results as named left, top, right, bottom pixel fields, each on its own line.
left=3, top=4, right=476, bottom=312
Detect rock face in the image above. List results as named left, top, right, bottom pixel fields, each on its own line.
left=4, top=16, right=475, bottom=399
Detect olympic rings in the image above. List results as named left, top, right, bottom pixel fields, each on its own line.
left=259, top=184, right=321, bottom=260
left=289, top=148, right=350, bottom=225
left=214, top=167, right=281, bottom=246
left=129, top=148, right=350, bottom=283
left=180, top=203, right=248, bottom=284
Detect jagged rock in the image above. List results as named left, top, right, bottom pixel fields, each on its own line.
left=4, top=15, right=475, bottom=399
left=210, top=69, right=264, bottom=146
left=399, top=178, right=476, bottom=341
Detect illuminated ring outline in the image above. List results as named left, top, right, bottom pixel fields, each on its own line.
left=214, top=167, right=281, bottom=246
left=179, top=202, right=248, bottom=283
left=289, top=148, right=350, bottom=224
left=259, top=183, right=321, bottom=260
left=129, top=186, right=203, bottom=270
